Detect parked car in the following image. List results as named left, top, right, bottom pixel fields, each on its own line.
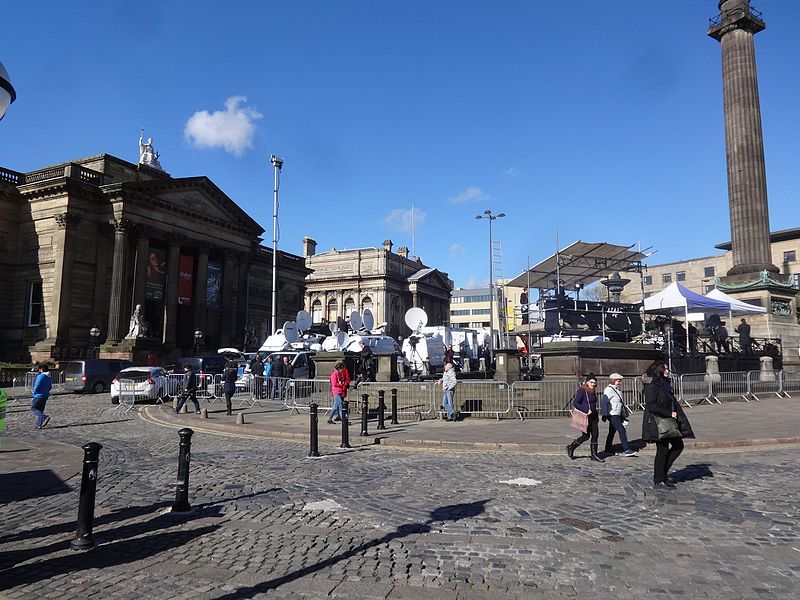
left=110, top=367, right=171, bottom=404
left=64, top=359, right=132, bottom=394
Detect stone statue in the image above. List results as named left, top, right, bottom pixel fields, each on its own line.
left=138, top=129, right=164, bottom=171
left=125, top=304, right=153, bottom=339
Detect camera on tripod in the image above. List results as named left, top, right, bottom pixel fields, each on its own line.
left=408, top=335, right=419, bottom=348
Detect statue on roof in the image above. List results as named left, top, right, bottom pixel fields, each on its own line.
left=139, top=128, right=164, bottom=171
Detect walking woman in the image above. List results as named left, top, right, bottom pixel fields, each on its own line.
left=566, top=373, right=605, bottom=462
left=327, top=362, right=350, bottom=424
left=642, top=362, right=694, bottom=489
left=222, top=361, right=237, bottom=416
left=601, top=373, right=637, bottom=457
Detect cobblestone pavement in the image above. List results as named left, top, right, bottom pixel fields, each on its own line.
left=1, top=393, right=799, bottom=599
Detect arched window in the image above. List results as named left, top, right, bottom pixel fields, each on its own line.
left=327, top=299, right=338, bottom=324
left=311, top=300, right=322, bottom=324
left=361, top=296, right=373, bottom=311
left=344, top=297, right=355, bottom=318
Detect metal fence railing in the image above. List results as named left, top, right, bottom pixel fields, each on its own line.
left=746, top=369, right=783, bottom=402
left=679, top=374, right=714, bottom=406
left=780, top=371, right=800, bottom=398
left=510, top=379, right=580, bottom=419
left=357, top=381, right=435, bottom=418
left=436, top=380, right=512, bottom=420
left=707, top=371, right=748, bottom=404
left=113, top=379, right=137, bottom=416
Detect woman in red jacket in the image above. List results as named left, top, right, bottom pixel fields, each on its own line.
left=327, top=362, right=351, bottom=424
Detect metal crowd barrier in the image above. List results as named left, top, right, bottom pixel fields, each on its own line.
left=678, top=374, right=714, bottom=406
left=113, top=379, right=137, bottom=416
left=287, top=378, right=333, bottom=413
left=24, top=370, right=66, bottom=393
left=438, top=380, right=512, bottom=420
left=510, top=379, right=580, bottom=419
left=707, top=371, right=748, bottom=404
left=780, top=371, right=800, bottom=398
left=357, top=381, right=435, bottom=418
left=746, top=369, right=782, bottom=402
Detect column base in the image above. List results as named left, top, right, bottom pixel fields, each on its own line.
left=99, top=338, right=178, bottom=366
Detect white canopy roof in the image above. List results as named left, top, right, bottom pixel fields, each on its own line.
left=643, top=282, right=731, bottom=315
left=705, top=288, right=767, bottom=315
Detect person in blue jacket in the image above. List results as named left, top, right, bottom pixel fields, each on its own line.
left=565, top=373, right=605, bottom=462
left=31, top=364, right=53, bottom=429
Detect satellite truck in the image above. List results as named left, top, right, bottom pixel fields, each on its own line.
left=320, top=308, right=402, bottom=356
left=420, top=326, right=478, bottom=364
left=401, top=307, right=445, bottom=377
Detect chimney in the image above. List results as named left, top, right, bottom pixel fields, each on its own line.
left=397, top=246, right=409, bottom=259
left=382, top=239, right=393, bottom=252
left=303, top=237, right=317, bottom=257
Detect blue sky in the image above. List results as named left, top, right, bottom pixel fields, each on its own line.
left=3, top=1, right=799, bottom=289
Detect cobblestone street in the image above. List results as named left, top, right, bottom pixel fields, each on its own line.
left=1, top=393, right=799, bottom=599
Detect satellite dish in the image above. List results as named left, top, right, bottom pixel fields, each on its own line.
left=404, top=307, right=428, bottom=333
left=283, top=321, right=299, bottom=343
left=362, top=308, right=375, bottom=331
left=336, top=331, right=348, bottom=350
left=329, top=322, right=338, bottom=334
left=296, top=310, right=312, bottom=333
left=350, top=311, right=363, bottom=332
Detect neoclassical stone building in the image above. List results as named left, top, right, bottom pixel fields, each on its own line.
left=0, top=154, right=308, bottom=363
left=302, top=238, right=452, bottom=339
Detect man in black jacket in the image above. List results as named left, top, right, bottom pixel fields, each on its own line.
left=176, top=365, right=201, bottom=413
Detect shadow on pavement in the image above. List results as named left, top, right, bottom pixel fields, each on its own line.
left=672, top=463, right=714, bottom=482
left=211, top=499, right=490, bottom=600
left=0, top=469, right=74, bottom=503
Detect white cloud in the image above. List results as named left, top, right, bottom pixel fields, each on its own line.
left=449, top=186, right=491, bottom=205
left=382, top=207, right=426, bottom=233
left=185, top=96, right=263, bottom=157
left=464, top=276, right=489, bottom=289
left=504, top=167, right=520, bottom=176
left=449, top=243, right=465, bottom=255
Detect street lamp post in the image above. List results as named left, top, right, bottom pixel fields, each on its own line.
left=475, top=209, right=505, bottom=352
left=193, top=330, right=204, bottom=356
left=270, top=154, right=284, bottom=336
left=89, top=327, right=101, bottom=358
left=0, top=61, right=17, bottom=121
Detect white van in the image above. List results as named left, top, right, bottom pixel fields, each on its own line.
left=402, top=334, right=445, bottom=375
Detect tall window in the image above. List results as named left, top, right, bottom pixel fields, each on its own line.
left=676, top=271, right=686, bottom=282
left=361, top=296, right=373, bottom=311
left=344, top=297, right=355, bottom=317
left=27, top=282, right=43, bottom=326
left=783, top=250, right=796, bottom=263
left=704, top=266, right=715, bottom=277
left=311, top=300, right=322, bottom=324
left=662, top=273, right=672, bottom=284
left=326, top=299, right=338, bottom=324
left=643, top=275, right=652, bottom=286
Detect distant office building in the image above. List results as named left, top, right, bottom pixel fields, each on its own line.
left=622, top=227, right=800, bottom=303
left=450, top=282, right=525, bottom=333
left=302, top=238, right=452, bottom=339
left=0, top=154, right=308, bottom=363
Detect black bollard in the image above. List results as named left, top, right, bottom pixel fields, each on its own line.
left=390, top=388, right=399, bottom=425
left=309, top=403, right=320, bottom=457
left=340, top=399, right=351, bottom=448
left=360, top=393, right=369, bottom=437
left=70, top=442, right=103, bottom=551
left=172, top=428, right=194, bottom=512
left=377, top=389, right=386, bottom=430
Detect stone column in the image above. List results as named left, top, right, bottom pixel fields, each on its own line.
left=193, top=243, right=211, bottom=340
left=708, top=1, right=777, bottom=275
left=106, top=218, right=133, bottom=342
left=132, top=225, right=152, bottom=310
left=163, top=234, right=182, bottom=345
left=220, top=249, right=237, bottom=346
left=92, top=222, right=113, bottom=336
left=235, top=254, right=250, bottom=348
left=51, top=212, right=81, bottom=341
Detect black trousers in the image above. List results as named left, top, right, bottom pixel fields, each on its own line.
left=572, top=412, right=599, bottom=447
left=224, top=391, right=234, bottom=414
left=653, top=438, right=684, bottom=483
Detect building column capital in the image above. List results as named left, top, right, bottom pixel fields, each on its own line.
left=54, top=212, right=81, bottom=229
left=109, top=218, right=134, bottom=235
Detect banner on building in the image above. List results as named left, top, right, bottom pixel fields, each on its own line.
left=145, top=248, right=167, bottom=302
left=178, top=255, right=194, bottom=306
left=207, top=261, right=222, bottom=309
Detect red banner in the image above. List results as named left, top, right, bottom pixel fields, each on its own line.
left=177, top=255, right=194, bottom=306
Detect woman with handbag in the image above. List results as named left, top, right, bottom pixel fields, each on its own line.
left=601, top=373, right=638, bottom=457
left=642, top=362, right=695, bottom=489
left=566, top=373, right=605, bottom=462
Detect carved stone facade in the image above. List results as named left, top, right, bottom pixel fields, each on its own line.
left=0, top=154, right=308, bottom=363
left=302, top=238, right=452, bottom=339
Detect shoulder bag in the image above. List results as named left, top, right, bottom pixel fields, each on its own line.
left=653, top=415, right=683, bottom=439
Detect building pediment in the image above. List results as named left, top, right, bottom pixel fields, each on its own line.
left=121, top=177, right=264, bottom=236
left=408, top=268, right=452, bottom=290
